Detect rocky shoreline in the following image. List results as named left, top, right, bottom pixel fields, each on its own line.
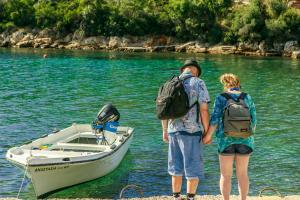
left=0, top=28, right=300, bottom=59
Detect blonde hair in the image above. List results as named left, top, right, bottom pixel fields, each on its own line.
left=219, top=73, right=241, bottom=91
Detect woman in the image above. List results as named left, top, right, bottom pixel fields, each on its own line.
left=203, top=73, right=256, bottom=200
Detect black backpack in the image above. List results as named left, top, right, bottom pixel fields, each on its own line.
left=156, top=75, right=197, bottom=120
left=221, top=92, right=252, bottom=138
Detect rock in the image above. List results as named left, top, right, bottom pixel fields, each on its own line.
left=150, top=45, right=176, bottom=52
left=72, top=30, right=85, bottom=41
left=120, top=36, right=143, bottom=47
left=263, top=52, right=281, bottom=56
left=273, top=42, right=285, bottom=52
left=241, top=51, right=261, bottom=56
left=186, top=46, right=207, bottom=53
left=21, top=33, right=34, bottom=42
left=63, top=34, right=73, bottom=43
left=108, top=36, right=121, bottom=49
left=38, top=28, right=56, bottom=38
left=284, top=41, right=299, bottom=54
left=291, top=51, right=300, bottom=59
left=33, top=37, right=52, bottom=48
left=186, top=43, right=208, bottom=53
left=81, top=36, right=107, bottom=46
left=118, top=47, right=147, bottom=52
left=16, top=40, right=33, bottom=48
left=34, top=38, right=52, bottom=44
left=50, top=40, right=66, bottom=48
left=40, top=43, right=50, bottom=49
left=0, top=38, right=11, bottom=47
left=238, top=42, right=259, bottom=52
left=144, top=35, right=169, bottom=47
left=259, top=41, right=267, bottom=53
left=10, top=29, right=27, bottom=45
left=208, top=45, right=237, bottom=54
left=175, top=41, right=196, bottom=52
left=65, top=41, right=81, bottom=49
left=58, top=45, right=65, bottom=49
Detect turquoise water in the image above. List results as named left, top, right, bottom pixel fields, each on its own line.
left=0, top=48, right=299, bottom=199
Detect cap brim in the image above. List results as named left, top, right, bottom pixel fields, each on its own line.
left=180, top=64, right=201, bottom=76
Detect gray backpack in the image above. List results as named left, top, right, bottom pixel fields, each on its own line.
left=221, top=93, right=252, bottom=138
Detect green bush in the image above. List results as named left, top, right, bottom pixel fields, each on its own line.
left=3, top=0, right=35, bottom=27
left=0, top=0, right=298, bottom=43
left=227, top=0, right=266, bottom=42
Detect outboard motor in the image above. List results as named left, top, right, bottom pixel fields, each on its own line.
left=96, top=104, right=120, bottom=125
left=92, top=104, right=120, bottom=145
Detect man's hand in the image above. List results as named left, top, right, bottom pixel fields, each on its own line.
left=163, top=131, right=169, bottom=143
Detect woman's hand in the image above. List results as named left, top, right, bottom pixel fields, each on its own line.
left=163, top=131, right=169, bottom=143
left=203, top=134, right=212, bottom=144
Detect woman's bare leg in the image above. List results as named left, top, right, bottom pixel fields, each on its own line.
left=235, top=155, right=250, bottom=200
left=219, top=155, right=235, bottom=200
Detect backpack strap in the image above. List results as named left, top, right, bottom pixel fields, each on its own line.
left=221, top=92, right=247, bottom=102
left=179, top=75, right=193, bottom=82
left=238, top=92, right=247, bottom=101
left=221, top=93, right=232, bottom=100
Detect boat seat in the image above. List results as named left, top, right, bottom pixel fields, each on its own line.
left=52, top=143, right=108, bottom=152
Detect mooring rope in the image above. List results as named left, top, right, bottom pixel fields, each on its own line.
left=16, top=164, right=29, bottom=199
left=119, top=184, right=144, bottom=199
left=258, top=187, right=283, bottom=198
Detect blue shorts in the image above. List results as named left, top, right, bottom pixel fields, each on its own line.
left=168, top=132, right=204, bottom=180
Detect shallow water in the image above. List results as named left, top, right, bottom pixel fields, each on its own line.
left=0, top=48, right=299, bottom=199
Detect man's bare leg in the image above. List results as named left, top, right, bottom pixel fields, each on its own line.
left=186, top=178, right=199, bottom=199
left=172, top=176, right=182, bottom=199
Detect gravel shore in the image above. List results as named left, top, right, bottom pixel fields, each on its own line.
left=1, top=195, right=300, bottom=200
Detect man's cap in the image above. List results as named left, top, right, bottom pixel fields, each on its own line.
left=180, top=59, right=202, bottom=77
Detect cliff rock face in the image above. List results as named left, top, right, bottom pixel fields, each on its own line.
left=0, top=28, right=299, bottom=59
left=284, top=41, right=299, bottom=56
left=238, top=42, right=259, bottom=52
left=10, top=29, right=28, bottom=45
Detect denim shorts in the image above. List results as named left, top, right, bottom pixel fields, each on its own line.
left=168, top=132, right=204, bottom=180
left=219, top=144, right=253, bottom=155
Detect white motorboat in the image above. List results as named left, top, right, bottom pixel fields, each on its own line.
left=6, top=104, right=134, bottom=197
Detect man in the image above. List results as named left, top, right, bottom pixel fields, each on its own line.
left=161, top=59, right=210, bottom=200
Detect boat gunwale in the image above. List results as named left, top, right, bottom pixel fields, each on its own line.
left=8, top=128, right=134, bottom=167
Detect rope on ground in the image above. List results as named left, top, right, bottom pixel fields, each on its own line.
left=16, top=164, right=28, bottom=199
left=258, top=187, right=283, bottom=199
left=119, top=184, right=144, bottom=199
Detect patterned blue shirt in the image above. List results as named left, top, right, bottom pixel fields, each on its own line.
left=168, top=71, right=210, bottom=134
left=210, top=93, right=257, bottom=152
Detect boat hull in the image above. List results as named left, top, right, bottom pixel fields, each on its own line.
left=29, top=132, right=133, bottom=197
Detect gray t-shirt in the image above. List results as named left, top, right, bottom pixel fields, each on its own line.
left=168, top=71, right=210, bottom=134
